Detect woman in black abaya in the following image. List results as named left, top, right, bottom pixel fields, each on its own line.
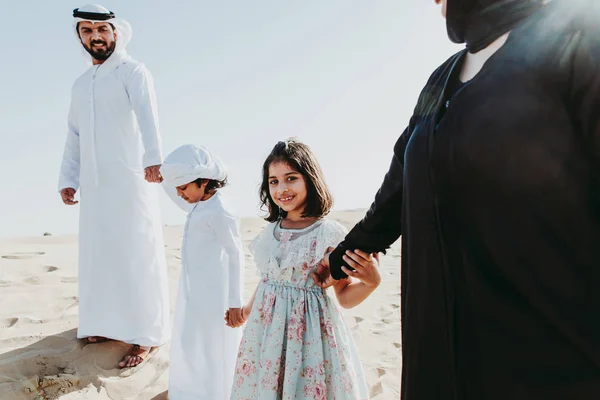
left=315, top=0, right=600, bottom=398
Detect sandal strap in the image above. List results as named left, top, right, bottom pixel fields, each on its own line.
left=125, top=344, right=153, bottom=358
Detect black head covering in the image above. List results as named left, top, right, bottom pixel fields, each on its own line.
left=446, top=0, right=544, bottom=53
left=73, top=7, right=115, bottom=21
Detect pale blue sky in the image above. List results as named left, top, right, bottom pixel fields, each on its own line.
left=0, top=1, right=461, bottom=238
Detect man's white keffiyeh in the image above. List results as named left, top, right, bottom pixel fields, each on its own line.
left=73, top=4, right=132, bottom=65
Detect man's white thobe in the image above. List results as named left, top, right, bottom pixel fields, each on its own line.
left=58, top=50, right=170, bottom=347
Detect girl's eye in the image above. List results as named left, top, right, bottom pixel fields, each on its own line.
left=269, top=180, right=277, bottom=185
left=287, top=176, right=296, bottom=182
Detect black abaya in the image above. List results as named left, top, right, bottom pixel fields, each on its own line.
left=329, top=0, right=600, bottom=398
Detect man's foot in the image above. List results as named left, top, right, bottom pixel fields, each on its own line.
left=83, top=336, right=111, bottom=344
left=118, top=345, right=155, bottom=368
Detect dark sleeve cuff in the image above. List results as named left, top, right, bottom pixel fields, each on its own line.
left=329, top=243, right=350, bottom=280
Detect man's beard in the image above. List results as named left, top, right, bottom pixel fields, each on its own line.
left=83, top=40, right=116, bottom=61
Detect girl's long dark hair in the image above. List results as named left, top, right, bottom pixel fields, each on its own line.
left=260, top=138, right=333, bottom=222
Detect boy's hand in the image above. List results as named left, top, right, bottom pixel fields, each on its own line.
left=229, top=308, right=244, bottom=327
left=341, top=249, right=381, bottom=288
left=225, top=306, right=250, bottom=328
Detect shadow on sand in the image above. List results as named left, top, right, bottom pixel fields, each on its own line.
left=0, top=329, right=168, bottom=399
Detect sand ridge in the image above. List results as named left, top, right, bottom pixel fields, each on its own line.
left=0, top=211, right=401, bottom=399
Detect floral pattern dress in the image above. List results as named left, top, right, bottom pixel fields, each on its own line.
left=231, top=219, right=369, bottom=400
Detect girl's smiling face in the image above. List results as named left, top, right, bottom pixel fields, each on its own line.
left=268, top=161, right=308, bottom=217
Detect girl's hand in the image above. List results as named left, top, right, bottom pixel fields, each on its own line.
left=312, top=246, right=338, bottom=289
left=241, top=304, right=251, bottom=321
left=227, top=308, right=244, bottom=327
left=341, top=249, right=381, bottom=288
left=224, top=305, right=251, bottom=328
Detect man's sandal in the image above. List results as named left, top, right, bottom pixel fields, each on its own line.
left=118, top=344, right=155, bottom=368
left=83, top=336, right=111, bottom=344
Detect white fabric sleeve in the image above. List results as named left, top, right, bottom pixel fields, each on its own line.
left=316, top=220, right=349, bottom=259
left=58, top=96, right=81, bottom=192
left=127, top=64, right=163, bottom=168
left=212, top=211, right=245, bottom=308
left=161, top=183, right=194, bottom=212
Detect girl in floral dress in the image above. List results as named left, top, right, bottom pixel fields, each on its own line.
left=227, top=139, right=380, bottom=399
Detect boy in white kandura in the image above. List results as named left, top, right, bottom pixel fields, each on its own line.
left=160, top=145, right=244, bottom=400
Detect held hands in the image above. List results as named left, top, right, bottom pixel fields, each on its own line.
left=60, top=188, right=78, bottom=205
left=312, top=247, right=382, bottom=289
left=144, top=165, right=163, bottom=183
left=312, top=246, right=338, bottom=289
left=342, top=250, right=381, bottom=288
left=224, top=306, right=251, bottom=328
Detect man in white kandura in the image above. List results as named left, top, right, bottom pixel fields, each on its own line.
left=58, top=4, right=170, bottom=368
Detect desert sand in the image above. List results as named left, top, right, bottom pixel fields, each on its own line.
left=0, top=210, right=401, bottom=399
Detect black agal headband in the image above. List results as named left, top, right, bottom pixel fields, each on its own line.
left=73, top=8, right=116, bottom=21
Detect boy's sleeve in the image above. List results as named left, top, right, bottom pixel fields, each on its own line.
left=212, top=211, right=245, bottom=308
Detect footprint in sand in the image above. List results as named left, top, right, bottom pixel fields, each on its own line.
left=392, top=342, right=401, bottom=349
left=369, top=380, right=384, bottom=398
left=354, top=316, right=364, bottom=324
left=63, top=296, right=79, bottom=311
left=24, top=276, right=41, bottom=285
left=391, top=303, right=400, bottom=309
left=376, top=367, right=387, bottom=377
left=2, top=251, right=45, bottom=260
left=32, top=266, right=60, bottom=275
left=0, top=280, right=11, bottom=286
left=1, top=317, right=19, bottom=328
left=20, top=317, right=44, bottom=324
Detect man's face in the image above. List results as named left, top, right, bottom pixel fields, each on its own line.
left=77, top=21, right=117, bottom=61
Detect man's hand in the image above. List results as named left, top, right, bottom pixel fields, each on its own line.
left=60, top=188, right=79, bottom=205
left=312, top=247, right=339, bottom=289
left=144, top=165, right=163, bottom=183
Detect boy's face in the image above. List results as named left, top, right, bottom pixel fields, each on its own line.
left=176, top=181, right=208, bottom=203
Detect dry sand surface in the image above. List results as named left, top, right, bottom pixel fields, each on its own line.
left=0, top=210, right=401, bottom=399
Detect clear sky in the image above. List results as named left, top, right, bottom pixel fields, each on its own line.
left=0, top=1, right=461, bottom=238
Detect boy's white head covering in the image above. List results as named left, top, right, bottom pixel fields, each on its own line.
left=73, top=4, right=132, bottom=65
left=160, top=145, right=227, bottom=187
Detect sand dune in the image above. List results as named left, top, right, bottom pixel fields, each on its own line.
left=0, top=211, right=401, bottom=399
